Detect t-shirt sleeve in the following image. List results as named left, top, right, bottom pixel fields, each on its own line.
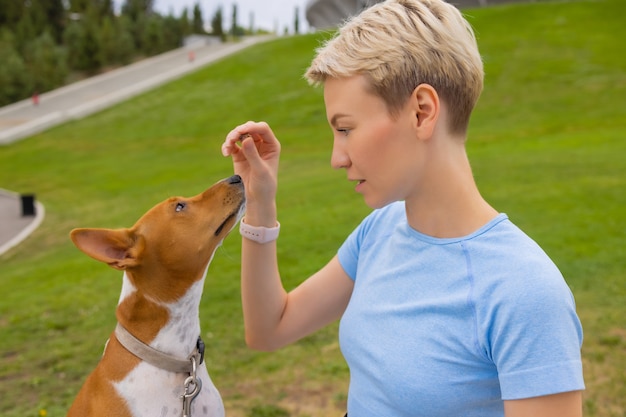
left=483, top=263, right=585, bottom=399
left=337, top=216, right=368, bottom=281
left=337, top=206, right=389, bottom=281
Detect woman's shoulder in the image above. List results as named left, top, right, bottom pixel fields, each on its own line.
left=470, top=217, right=572, bottom=304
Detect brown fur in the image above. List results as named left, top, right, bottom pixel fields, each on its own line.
left=67, top=176, right=244, bottom=416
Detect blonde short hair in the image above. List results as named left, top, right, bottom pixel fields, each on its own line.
left=305, top=0, right=484, bottom=134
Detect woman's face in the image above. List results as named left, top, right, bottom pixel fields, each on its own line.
left=324, top=75, right=422, bottom=209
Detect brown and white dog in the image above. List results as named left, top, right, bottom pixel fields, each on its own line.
left=67, top=175, right=245, bottom=417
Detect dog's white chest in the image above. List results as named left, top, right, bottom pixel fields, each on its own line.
left=114, top=364, right=224, bottom=417
left=114, top=276, right=224, bottom=416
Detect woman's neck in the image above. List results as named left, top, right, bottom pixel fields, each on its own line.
left=405, top=140, right=498, bottom=238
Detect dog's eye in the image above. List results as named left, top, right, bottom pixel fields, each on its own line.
left=175, top=202, right=186, bottom=212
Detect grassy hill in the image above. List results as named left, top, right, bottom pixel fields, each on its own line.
left=1, top=0, right=624, bottom=415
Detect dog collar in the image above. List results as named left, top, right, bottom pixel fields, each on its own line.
left=114, top=323, right=205, bottom=374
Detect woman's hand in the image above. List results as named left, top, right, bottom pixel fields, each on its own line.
left=222, top=121, right=281, bottom=224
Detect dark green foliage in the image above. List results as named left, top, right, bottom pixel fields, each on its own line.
left=0, top=0, right=190, bottom=103
left=24, top=31, right=68, bottom=92
left=64, top=14, right=101, bottom=73
left=211, top=6, right=225, bottom=41
left=0, top=30, right=32, bottom=105
left=192, top=3, right=205, bottom=34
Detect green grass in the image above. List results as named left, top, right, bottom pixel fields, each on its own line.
left=1, top=0, right=625, bottom=415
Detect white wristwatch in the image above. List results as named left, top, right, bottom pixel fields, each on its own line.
left=239, top=218, right=280, bottom=244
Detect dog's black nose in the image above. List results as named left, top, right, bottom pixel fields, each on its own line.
left=228, top=175, right=242, bottom=184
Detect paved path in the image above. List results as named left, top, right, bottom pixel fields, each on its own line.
left=0, top=36, right=273, bottom=145
left=0, top=35, right=273, bottom=255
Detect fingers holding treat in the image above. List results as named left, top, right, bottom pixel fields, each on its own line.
left=222, top=121, right=281, bottom=162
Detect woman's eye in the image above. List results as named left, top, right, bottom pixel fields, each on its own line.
left=336, top=128, right=351, bottom=136
left=175, top=202, right=186, bottom=212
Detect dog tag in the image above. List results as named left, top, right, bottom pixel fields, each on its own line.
left=181, top=376, right=202, bottom=417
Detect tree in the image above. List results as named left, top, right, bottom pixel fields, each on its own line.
left=121, top=0, right=155, bottom=22
left=63, top=15, right=101, bottom=73
left=69, top=0, right=89, bottom=12
left=179, top=7, right=191, bottom=39
left=99, top=0, right=115, bottom=18
left=115, top=15, right=137, bottom=64
left=229, top=3, right=245, bottom=37
left=192, top=3, right=204, bottom=34
left=211, top=6, right=224, bottom=41
left=121, top=0, right=153, bottom=52
left=69, top=0, right=113, bottom=17
left=294, top=6, right=300, bottom=34
left=23, top=0, right=51, bottom=38
left=0, top=30, right=31, bottom=106
left=24, top=31, right=68, bottom=93
left=0, top=0, right=23, bottom=32
left=36, top=0, right=66, bottom=42
left=230, top=4, right=238, bottom=37
left=98, top=16, right=121, bottom=66
left=15, top=7, right=37, bottom=53
left=98, top=16, right=114, bottom=66
left=162, top=14, right=184, bottom=50
left=142, top=15, right=166, bottom=55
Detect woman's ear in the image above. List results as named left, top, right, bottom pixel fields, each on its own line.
left=411, top=83, right=440, bottom=139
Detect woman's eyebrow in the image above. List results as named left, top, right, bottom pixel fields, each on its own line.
left=330, top=113, right=350, bottom=126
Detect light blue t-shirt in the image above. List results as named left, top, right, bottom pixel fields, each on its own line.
left=338, top=202, right=584, bottom=417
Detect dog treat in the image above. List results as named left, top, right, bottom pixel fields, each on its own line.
left=238, top=134, right=251, bottom=141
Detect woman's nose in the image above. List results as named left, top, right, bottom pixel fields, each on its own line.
left=330, top=139, right=350, bottom=169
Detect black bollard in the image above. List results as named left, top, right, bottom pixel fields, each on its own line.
left=21, top=194, right=36, bottom=217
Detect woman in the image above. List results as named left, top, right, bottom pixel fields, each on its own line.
left=221, top=0, right=584, bottom=415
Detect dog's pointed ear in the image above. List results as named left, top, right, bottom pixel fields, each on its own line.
left=70, top=228, right=141, bottom=270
